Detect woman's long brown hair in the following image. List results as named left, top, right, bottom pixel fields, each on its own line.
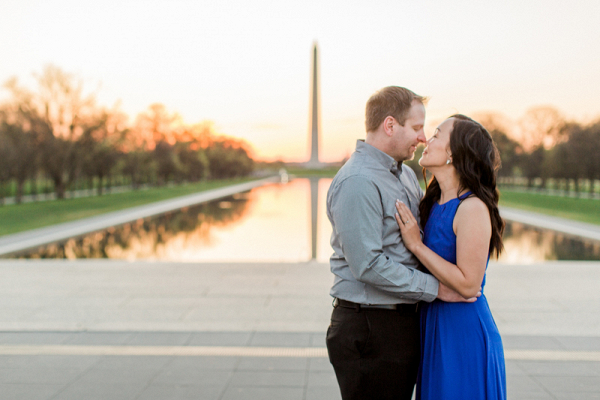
left=418, top=114, right=505, bottom=258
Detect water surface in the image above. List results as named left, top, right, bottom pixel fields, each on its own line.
left=17, top=178, right=600, bottom=263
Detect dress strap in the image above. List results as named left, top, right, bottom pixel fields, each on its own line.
left=456, top=191, right=473, bottom=214
left=458, top=191, right=473, bottom=201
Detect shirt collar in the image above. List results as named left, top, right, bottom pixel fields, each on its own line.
left=355, top=140, right=402, bottom=177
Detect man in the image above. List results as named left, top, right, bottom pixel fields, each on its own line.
left=326, top=86, right=473, bottom=400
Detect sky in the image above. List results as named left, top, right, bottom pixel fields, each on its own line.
left=1, top=0, right=599, bottom=162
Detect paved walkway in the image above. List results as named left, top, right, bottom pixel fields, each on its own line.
left=0, top=259, right=599, bottom=399
left=1, top=184, right=600, bottom=398
left=501, top=206, right=600, bottom=241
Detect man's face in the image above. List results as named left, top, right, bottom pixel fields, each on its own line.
left=391, top=100, right=426, bottom=162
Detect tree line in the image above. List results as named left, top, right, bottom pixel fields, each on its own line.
left=0, top=66, right=254, bottom=204
left=406, top=107, right=600, bottom=195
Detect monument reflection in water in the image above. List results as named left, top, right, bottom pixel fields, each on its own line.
left=21, top=179, right=332, bottom=262
left=18, top=178, right=600, bottom=263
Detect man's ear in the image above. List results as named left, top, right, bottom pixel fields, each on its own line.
left=383, top=116, right=395, bottom=137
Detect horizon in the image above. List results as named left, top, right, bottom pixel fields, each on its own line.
left=1, top=0, right=599, bottom=162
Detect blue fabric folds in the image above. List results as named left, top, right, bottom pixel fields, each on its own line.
left=417, top=193, right=506, bottom=400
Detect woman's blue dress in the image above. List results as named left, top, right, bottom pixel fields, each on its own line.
left=417, top=193, right=506, bottom=400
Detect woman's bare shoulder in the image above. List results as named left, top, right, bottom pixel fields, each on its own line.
left=454, top=196, right=491, bottom=229
left=458, top=196, right=488, bottom=214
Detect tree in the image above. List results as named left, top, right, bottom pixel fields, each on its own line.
left=518, top=106, right=566, bottom=151
left=1, top=68, right=257, bottom=203
left=490, top=129, right=522, bottom=178
left=205, top=139, right=254, bottom=179
left=173, top=142, right=209, bottom=182
left=154, top=140, right=177, bottom=185
left=584, top=120, right=600, bottom=194
left=3, top=66, right=98, bottom=198
left=122, top=151, right=153, bottom=189
left=516, top=107, right=566, bottom=188
left=474, top=113, right=522, bottom=179
left=0, top=125, right=16, bottom=204
left=520, top=146, right=546, bottom=188
left=544, top=142, right=572, bottom=191
left=79, top=109, right=126, bottom=194
left=132, top=103, right=181, bottom=150
left=0, top=101, right=42, bottom=203
left=560, top=121, right=600, bottom=194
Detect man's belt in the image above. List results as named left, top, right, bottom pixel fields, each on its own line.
left=333, top=298, right=419, bottom=313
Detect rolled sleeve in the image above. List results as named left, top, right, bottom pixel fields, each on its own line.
left=419, top=275, right=439, bottom=302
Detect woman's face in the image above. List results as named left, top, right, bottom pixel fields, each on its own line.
left=419, top=118, right=454, bottom=168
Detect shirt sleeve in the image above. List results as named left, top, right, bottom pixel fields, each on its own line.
left=331, top=175, right=439, bottom=302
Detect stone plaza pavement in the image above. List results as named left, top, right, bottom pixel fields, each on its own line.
left=0, top=259, right=599, bottom=399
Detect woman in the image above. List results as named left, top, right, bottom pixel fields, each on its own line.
left=395, top=114, right=506, bottom=399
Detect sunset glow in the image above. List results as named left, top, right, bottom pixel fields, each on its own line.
left=1, top=0, right=599, bottom=162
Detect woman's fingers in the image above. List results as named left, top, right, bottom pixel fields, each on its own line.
left=395, top=200, right=412, bottom=225
left=395, top=212, right=404, bottom=228
left=395, top=200, right=404, bottom=214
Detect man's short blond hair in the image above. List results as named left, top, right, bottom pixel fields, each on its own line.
left=365, top=86, right=427, bottom=132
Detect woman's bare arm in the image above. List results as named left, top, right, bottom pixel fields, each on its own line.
left=395, top=198, right=490, bottom=298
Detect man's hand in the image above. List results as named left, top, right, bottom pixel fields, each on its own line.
left=437, top=282, right=480, bottom=303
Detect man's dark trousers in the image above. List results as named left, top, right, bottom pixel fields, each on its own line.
left=326, top=302, right=420, bottom=400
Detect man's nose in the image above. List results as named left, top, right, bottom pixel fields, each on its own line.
left=417, top=131, right=427, bottom=143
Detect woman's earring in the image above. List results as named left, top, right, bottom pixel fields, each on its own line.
left=446, top=151, right=452, bottom=165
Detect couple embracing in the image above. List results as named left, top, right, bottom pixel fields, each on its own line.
left=326, top=86, right=506, bottom=400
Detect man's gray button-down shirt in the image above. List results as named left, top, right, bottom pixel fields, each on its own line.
left=327, top=140, right=439, bottom=304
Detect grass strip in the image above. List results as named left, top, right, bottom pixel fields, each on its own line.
left=3, top=178, right=597, bottom=238
left=285, top=167, right=340, bottom=178
left=499, top=189, right=600, bottom=226
left=0, top=178, right=255, bottom=237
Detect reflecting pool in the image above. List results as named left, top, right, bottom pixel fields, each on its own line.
left=15, top=178, right=600, bottom=263
left=499, top=221, right=600, bottom=263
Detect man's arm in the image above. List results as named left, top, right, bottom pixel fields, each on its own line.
left=331, top=175, right=439, bottom=302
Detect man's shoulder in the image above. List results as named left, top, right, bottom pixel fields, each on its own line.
left=328, top=160, right=385, bottom=214
left=332, top=157, right=382, bottom=189
left=337, top=152, right=388, bottom=178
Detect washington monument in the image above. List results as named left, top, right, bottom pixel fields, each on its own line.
left=307, top=42, right=322, bottom=169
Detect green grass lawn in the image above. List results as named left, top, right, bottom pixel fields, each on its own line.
left=285, top=167, right=340, bottom=178
left=285, top=170, right=600, bottom=226
left=2, top=177, right=598, bottom=238
left=499, top=189, right=600, bottom=226
left=0, top=178, right=255, bottom=237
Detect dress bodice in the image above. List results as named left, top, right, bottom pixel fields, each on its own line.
left=422, top=192, right=488, bottom=289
